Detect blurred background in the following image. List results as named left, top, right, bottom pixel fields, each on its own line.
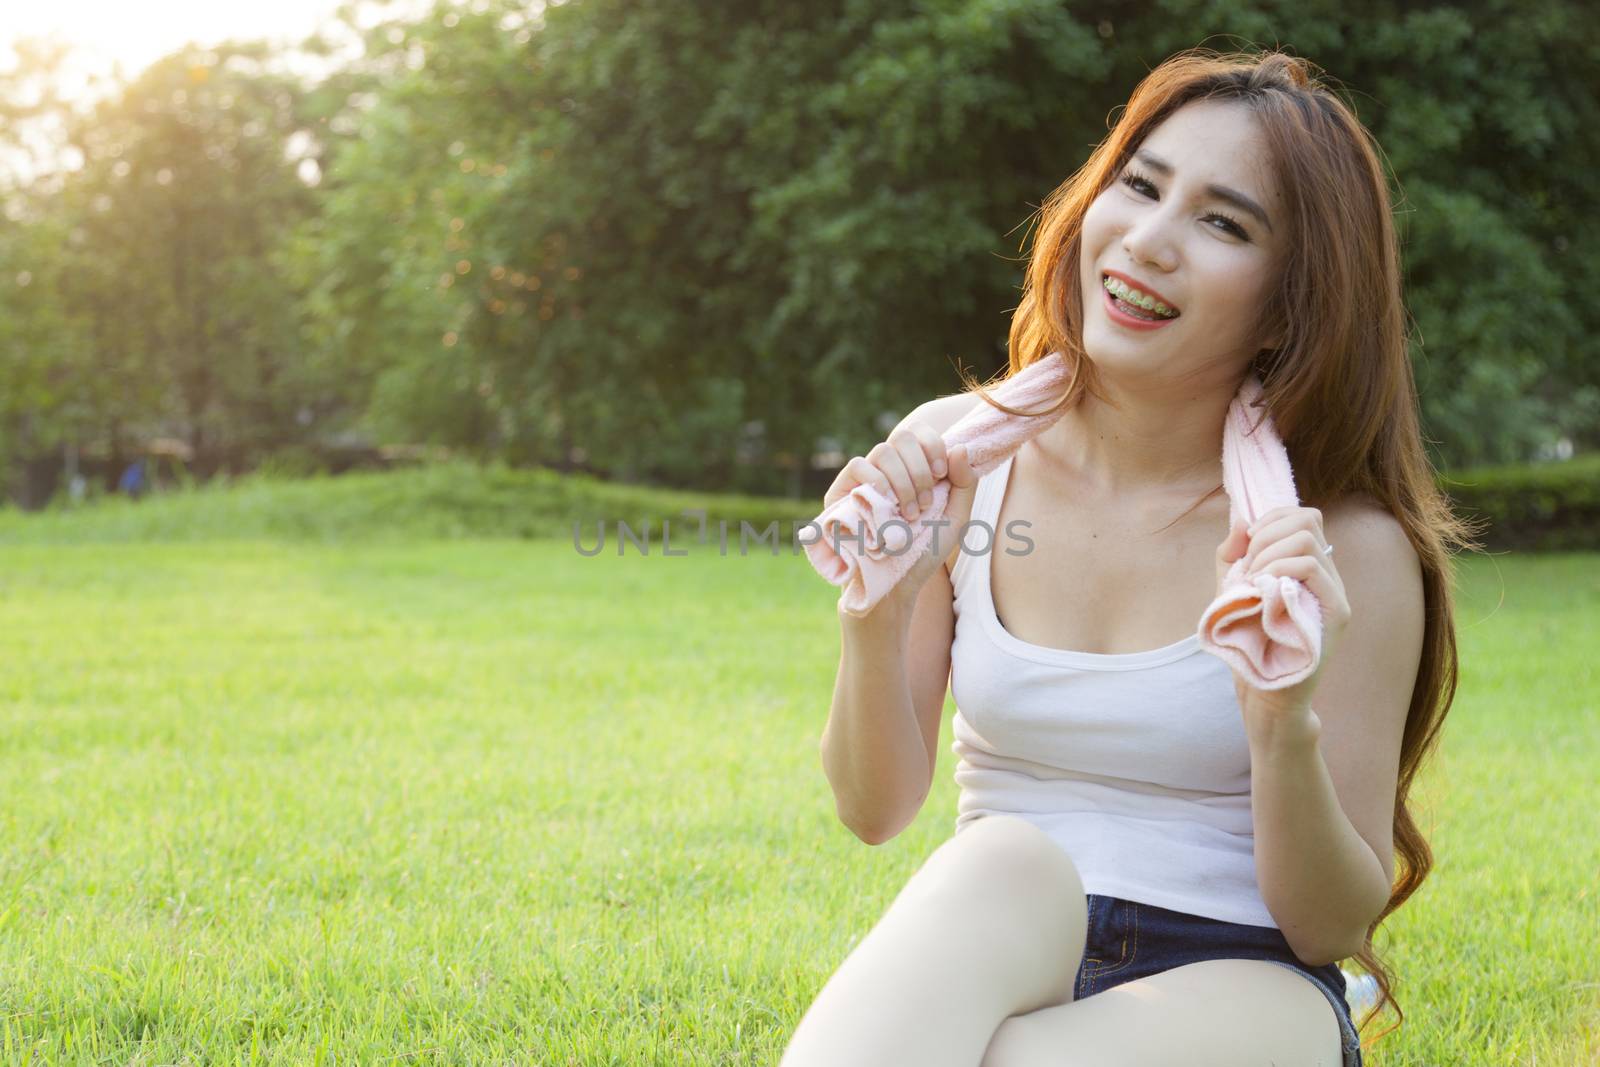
left=1, top=0, right=1595, bottom=526
left=2, top=6, right=1597, bottom=1064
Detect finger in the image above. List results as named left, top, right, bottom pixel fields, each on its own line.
left=826, top=456, right=890, bottom=508
left=942, top=447, right=979, bottom=525
left=1219, top=515, right=1249, bottom=563
left=1245, top=531, right=1333, bottom=579
left=1260, top=555, right=1351, bottom=636
left=821, top=467, right=853, bottom=509
left=1239, top=514, right=1303, bottom=572
left=1245, top=506, right=1293, bottom=538
left=1245, top=506, right=1325, bottom=550
left=903, top=420, right=949, bottom=481
left=868, top=441, right=920, bottom=519
left=1252, top=554, right=1337, bottom=600
left=890, top=425, right=939, bottom=511
left=946, top=442, right=976, bottom=487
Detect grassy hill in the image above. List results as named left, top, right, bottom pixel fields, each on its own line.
left=0, top=461, right=821, bottom=544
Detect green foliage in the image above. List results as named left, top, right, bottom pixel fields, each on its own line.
left=0, top=209, right=84, bottom=474
left=3, top=0, right=1598, bottom=502
left=1, top=41, right=322, bottom=474
left=1440, top=453, right=1600, bottom=552
left=286, top=0, right=1600, bottom=480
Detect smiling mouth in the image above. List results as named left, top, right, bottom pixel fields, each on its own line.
left=1101, top=273, right=1180, bottom=320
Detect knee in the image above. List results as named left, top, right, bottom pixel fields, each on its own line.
left=963, top=815, right=1085, bottom=887
left=928, top=815, right=1086, bottom=914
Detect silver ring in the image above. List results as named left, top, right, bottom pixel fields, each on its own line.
left=1322, top=542, right=1335, bottom=557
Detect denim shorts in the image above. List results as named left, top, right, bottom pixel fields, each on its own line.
left=1075, top=893, right=1364, bottom=1067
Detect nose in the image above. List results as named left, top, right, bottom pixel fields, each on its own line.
left=1119, top=206, right=1179, bottom=274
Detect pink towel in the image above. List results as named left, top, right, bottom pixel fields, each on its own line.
left=803, top=353, right=1072, bottom=616
left=804, top=353, right=1323, bottom=691
left=1196, top=374, right=1324, bottom=690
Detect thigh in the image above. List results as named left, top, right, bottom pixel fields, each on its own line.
left=980, top=957, right=1346, bottom=1067
left=779, top=817, right=1093, bottom=1067
left=891, top=815, right=1091, bottom=1013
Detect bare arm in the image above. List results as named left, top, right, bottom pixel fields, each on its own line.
left=818, top=394, right=980, bottom=844
left=1243, top=506, right=1422, bottom=964
left=822, top=591, right=933, bottom=844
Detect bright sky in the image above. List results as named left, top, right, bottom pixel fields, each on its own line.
left=0, top=0, right=438, bottom=105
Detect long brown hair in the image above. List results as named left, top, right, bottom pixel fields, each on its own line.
left=960, top=47, right=1486, bottom=1050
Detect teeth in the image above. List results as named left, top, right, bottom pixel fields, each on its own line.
left=1103, top=275, right=1177, bottom=318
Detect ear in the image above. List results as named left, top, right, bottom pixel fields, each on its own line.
left=1255, top=312, right=1288, bottom=359
left=1251, top=344, right=1284, bottom=379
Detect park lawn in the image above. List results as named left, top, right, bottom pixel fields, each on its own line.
left=0, top=534, right=1595, bottom=1065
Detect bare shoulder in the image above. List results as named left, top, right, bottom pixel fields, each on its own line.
left=1323, top=492, right=1417, bottom=570
left=1324, top=490, right=1398, bottom=532
left=900, top=390, right=987, bottom=436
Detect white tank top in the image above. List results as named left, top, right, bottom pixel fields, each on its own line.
left=948, top=452, right=1277, bottom=928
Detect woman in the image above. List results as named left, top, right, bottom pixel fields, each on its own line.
left=782, top=48, right=1481, bottom=1067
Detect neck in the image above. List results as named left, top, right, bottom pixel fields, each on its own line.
left=1036, top=372, right=1240, bottom=496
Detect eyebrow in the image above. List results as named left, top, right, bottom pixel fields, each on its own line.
left=1132, top=148, right=1274, bottom=234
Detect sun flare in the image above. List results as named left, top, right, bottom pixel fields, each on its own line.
left=0, top=0, right=434, bottom=105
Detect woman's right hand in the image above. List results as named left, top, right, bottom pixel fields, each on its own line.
left=822, top=422, right=980, bottom=603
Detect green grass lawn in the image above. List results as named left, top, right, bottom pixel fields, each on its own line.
left=0, top=472, right=1595, bottom=1064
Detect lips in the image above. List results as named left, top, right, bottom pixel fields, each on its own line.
left=1102, top=269, right=1181, bottom=317
left=1101, top=284, right=1176, bottom=330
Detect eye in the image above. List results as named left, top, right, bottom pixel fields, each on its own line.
left=1117, top=168, right=1251, bottom=241
left=1120, top=171, right=1158, bottom=199
left=1206, top=210, right=1249, bottom=239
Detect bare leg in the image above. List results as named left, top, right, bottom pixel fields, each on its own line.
left=779, top=815, right=1088, bottom=1067
left=980, top=958, right=1348, bottom=1067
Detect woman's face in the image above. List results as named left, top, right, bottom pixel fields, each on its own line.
left=1078, top=98, right=1284, bottom=376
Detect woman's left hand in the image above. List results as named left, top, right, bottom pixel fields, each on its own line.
left=1216, top=505, right=1352, bottom=731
